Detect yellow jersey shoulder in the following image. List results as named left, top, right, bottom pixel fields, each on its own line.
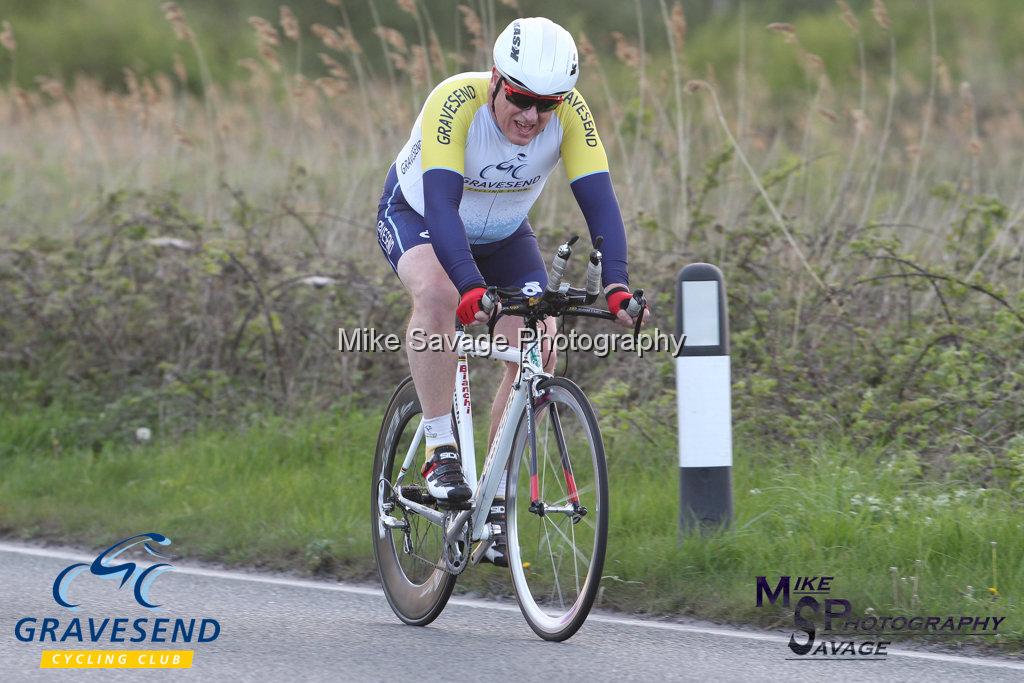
left=421, top=72, right=490, bottom=173
left=555, top=89, right=608, bottom=181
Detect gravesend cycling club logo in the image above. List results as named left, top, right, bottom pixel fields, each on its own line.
left=756, top=574, right=1006, bottom=660
left=14, top=532, right=222, bottom=670
left=480, top=152, right=529, bottom=180
left=53, top=532, right=174, bottom=610
left=468, top=153, right=542, bottom=191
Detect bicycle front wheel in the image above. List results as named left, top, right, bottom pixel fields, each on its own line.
left=506, top=376, right=608, bottom=641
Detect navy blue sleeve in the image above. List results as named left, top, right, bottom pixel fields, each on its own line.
left=423, top=168, right=486, bottom=294
left=570, top=171, right=629, bottom=287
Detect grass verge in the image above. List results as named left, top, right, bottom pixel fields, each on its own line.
left=1, top=403, right=1019, bottom=653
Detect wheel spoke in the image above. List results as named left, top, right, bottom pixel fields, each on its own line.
left=534, top=512, right=545, bottom=561
left=543, top=446, right=567, bottom=501
left=543, top=513, right=592, bottom=567
left=540, top=410, right=550, bottom=500
left=542, top=407, right=568, bottom=501
left=542, top=516, right=563, bottom=609
left=548, top=518, right=573, bottom=610
left=569, top=511, right=580, bottom=596
left=549, top=482, right=595, bottom=508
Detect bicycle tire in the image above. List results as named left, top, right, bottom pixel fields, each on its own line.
left=505, top=376, right=609, bottom=641
left=371, top=376, right=456, bottom=626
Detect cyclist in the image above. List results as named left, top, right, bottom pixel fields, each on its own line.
left=376, top=17, right=648, bottom=565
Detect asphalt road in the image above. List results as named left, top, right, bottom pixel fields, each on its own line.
left=2, top=542, right=1022, bottom=681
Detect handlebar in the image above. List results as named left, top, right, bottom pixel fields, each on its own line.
left=477, top=233, right=647, bottom=337
left=482, top=287, right=618, bottom=323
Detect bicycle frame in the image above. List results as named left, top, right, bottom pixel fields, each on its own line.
left=389, top=327, right=546, bottom=543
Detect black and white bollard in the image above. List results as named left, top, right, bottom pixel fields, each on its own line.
left=675, top=263, right=733, bottom=532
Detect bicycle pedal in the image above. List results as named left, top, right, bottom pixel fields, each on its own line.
left=436, top=498, right=471, bottom=511
left=400, top=485, right=436, bottom=506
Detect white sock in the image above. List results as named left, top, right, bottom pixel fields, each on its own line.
left=423, top=414, right=455, bottom=452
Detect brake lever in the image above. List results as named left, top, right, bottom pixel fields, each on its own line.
left=481, top=286, right=496, bottom=314
left=483, top=286, right=501, bottom=346
left=626, top=289, right=646, bottom=340
left=584, top=236, right=603, bottom=305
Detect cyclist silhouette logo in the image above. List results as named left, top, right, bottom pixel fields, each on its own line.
left=480, top=153, right=528, bottom=180
left=52, top=533, right=174, bottom=611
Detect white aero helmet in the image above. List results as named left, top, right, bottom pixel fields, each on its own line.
left=493, top=17, right=579, bottom=97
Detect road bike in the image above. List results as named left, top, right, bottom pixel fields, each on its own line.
left=371, top=236, right=644, bottom=641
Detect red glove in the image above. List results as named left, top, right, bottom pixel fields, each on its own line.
left=606, top=286, right=632, bottom=316
left=457, top=287, right=487, bottom=325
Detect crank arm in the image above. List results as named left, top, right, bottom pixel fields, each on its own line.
left=444, top=508, right=473, bottom=544
left=469, top=540, right=494, bottom=566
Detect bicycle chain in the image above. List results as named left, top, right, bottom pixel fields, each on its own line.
left=380, top=476, right=474, bottom=577
left=441, top=510, right=471, bottom=575
left=395, top=503, right=473, bottom=576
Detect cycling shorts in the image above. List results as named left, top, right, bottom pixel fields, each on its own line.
left=376, top=164, right=548, bottom=297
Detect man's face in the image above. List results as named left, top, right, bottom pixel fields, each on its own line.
left=489, top=68, right=556, bottom=146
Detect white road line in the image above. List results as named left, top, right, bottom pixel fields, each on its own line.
left=2, top=542, right=1021, bottom=671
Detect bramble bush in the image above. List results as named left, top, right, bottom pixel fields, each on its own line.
left=1, top=1, right=1021, bottom=494
left=0, top=182, right=401, bottom=446
left=2, top=169, right=1021, bottom=490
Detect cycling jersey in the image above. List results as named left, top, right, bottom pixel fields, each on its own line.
left=377, top=165, right=549, bottom=295
left=386, top=71, right=628, bottom=293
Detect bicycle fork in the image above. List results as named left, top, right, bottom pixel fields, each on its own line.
left=527, top=386, right=586, bottom=523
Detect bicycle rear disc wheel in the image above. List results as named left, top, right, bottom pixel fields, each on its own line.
left=506, top=376, right=608, bottom=641
left=371, top=377, right=456, bottom=626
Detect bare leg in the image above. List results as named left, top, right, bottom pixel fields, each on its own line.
left=487, top=316, right=558, bottom=448
left=396, top=244, right=459, bottom=421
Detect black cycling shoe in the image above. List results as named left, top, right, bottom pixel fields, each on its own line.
left=421, top=444, right=472, bottom=505
left=481, top=498, right=508, bottom=567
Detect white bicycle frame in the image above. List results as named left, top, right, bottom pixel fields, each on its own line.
left=386, top=328, right=547, bottom=544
